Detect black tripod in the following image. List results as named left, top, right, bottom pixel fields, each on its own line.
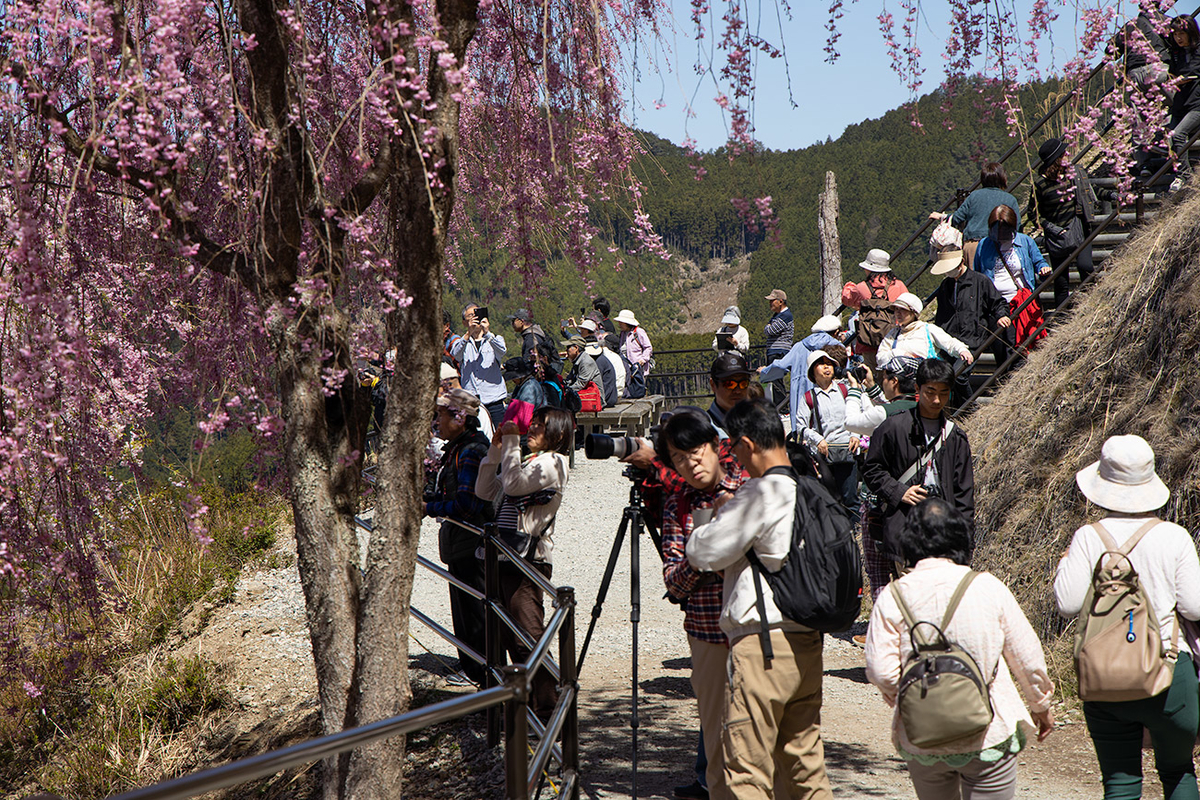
left=576, top=467, right=651, bottom=800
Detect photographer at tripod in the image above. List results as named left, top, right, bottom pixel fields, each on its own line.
left=658, top=408, right=748, bottom=800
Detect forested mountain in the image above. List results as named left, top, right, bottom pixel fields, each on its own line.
left=449, top=77, right=1065, bottom=338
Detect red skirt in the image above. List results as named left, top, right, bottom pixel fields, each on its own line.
left=1009, top=288, right=1047, bottom=351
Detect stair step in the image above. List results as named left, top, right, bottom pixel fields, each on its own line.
left=1092, top=232, right=1131, bottom=247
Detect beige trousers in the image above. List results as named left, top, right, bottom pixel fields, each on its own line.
left=715, top=629, right=832, bottom=800
left=690, top=637, right=729, bottom=792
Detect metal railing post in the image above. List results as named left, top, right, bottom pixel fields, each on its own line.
left=503, top=664, right=530, bottom=800
left=485, top=524, right=503, bottom=748
left=558, top=585, right=580, bottom=800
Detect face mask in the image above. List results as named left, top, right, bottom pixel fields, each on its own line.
left=990, top=222, right=1014, bottom=251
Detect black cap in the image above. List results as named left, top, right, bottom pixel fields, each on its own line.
left=502, top=356, right=533, bottom=380
left=1038, top=138, right=1068, bottom=168
left=710, top=351, right=751, bottom=380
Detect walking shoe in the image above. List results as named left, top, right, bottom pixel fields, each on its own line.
left=443, top=669, right=475, bottom=687
left=1170, top=176, right=1186, bottom=194
left=852, top=634, right=867, bottom=647
left=673, top=780, right=709, bottom=800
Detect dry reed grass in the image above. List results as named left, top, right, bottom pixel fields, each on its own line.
left=965, top=189, right=1200, bottom=687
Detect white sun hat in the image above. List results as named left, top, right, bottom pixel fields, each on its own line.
left=1075, top=434, right=1170, bottom=513
left=858, top=248, right=892, bottom=273
left=614, top=309, right=639, bottom=327
left=889, top=292, right=924, bottom=316
left=811, top=314, right=842, bottom=333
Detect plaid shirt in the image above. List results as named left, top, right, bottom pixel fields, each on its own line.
left=661, top=443, right=747, bottom=644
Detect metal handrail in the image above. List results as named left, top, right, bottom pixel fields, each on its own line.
left=115, top=516, right=582, bottom=800
left=108, top=686, right=516, bottom=800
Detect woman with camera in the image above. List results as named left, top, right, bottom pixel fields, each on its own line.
left=475, top=406, right=574, bottom=719
left=796, top=348, right=861, bottom=515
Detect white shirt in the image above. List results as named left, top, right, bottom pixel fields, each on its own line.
left=686, top=473, right=807, bottom=642
left=844, top=386, right=887, bottom=436
left=875, top=321, right=971, bottom=364
left=1054, top=516, right=1200, bottom=653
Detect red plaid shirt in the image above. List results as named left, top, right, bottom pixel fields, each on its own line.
left=661, top=443, right=747, bottom=645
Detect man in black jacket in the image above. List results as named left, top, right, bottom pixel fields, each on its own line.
left=931, top=248, right=1011, bottom=406
left=860, top=359, right=974, bottom=569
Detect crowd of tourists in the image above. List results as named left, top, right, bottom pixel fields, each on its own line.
left=409, top=15, right=1200, bottom=795
left=418, top=267, right=1200, bottom=800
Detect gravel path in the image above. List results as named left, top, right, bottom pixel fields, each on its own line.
left=181, top=453, right=1156, bottom=799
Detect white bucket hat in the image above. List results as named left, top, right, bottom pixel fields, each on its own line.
left=614, top=309, right=639, bottom=327
left=805, top=349, right=839, bottom=380
left=811, top=314, right=842, bottom=333
left=859, top=248, right=892, bottom=273
left=720, top=306, right=742, bottom=325
left=889, top=292, right=924, bottom=316
left=930, top=249, right=965, bottom=276
left=579, top=317, right=598, bottom=333
left=1075, top=435, right=1170, bottom=513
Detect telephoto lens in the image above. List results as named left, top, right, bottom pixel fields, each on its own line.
left=584, top=433, right=642, bottom=460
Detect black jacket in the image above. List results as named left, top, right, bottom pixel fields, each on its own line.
left=933, top=269, right=1010, bottom=352
left=860, top=408, right=975, bottom=559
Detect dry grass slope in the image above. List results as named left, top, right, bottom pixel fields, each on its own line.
left=967, top=189, right=1200, bottom=684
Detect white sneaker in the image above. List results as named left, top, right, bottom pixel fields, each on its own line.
left=1170, top=177, right=1185, bottom=194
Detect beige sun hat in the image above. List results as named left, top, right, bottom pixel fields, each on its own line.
left=614, top=309, right=639, bottom=327
left=1076, top=435, right=1170, bottom=513
left=930, top=249, right=965, bottom=276
left=889, top=292, right=924, bottom=316
left=858, top=248, right=892, bottom=273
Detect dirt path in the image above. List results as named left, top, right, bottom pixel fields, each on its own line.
left=182, top=455, right=1163, bottom=799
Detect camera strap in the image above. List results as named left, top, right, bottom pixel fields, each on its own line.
left=898, top=420, right=954, bottom=486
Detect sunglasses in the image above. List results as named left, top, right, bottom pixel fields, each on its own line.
left=720, top=377, right=750, bottom=390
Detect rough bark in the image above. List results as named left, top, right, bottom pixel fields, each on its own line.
left=818, top=171, right=842, bottom=315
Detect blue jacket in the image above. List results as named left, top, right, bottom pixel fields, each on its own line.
left=759, top=332, right=839, bottom=432
left=974, top=234, right=1049, bottom=292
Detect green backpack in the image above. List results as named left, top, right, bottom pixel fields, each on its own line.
left=891, top=571, right=995, bottom=748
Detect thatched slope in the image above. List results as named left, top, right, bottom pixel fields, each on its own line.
left=967, top=190, right=1200, bottom=640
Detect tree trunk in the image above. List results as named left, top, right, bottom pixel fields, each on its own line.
left=818, top=171, right=842, bottom=315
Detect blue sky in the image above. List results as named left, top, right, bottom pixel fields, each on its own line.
left=628, top=1, right=1122, bottom=152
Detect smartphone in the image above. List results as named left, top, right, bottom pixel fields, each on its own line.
left=474, top=306, right=489, bottom=322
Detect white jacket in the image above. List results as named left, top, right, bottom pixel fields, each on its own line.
left=686, top=472, right=808, bottom=642
left=875, top=320, right=970, bottom=364
left=475, top=434, right=569, bottom=563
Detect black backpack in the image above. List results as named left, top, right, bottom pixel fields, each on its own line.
left=746, top=466, right=863, bottom=659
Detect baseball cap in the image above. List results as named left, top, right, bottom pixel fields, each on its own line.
left=710, top=351, right=751, bottom=380
left=765, top=289, right=787, bottom=302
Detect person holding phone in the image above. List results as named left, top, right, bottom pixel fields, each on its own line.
left=452, top=303, right=509, bottom=429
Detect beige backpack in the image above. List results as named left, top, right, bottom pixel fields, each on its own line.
left=1074, top=519, right=1179, bottom=702
left=891, top=571, right=995, bottom=748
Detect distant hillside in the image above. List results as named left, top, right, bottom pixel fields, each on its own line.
left=448, top=77, right=1067, bottom=338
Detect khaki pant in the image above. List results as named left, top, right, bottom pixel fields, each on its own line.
left=906, top=751, right=1018, bottom=800
left=715, top=629, right=832, bottom=800
left=963, top=239, right=980, bottom=271
left=690, top=637, right=729, bottom=792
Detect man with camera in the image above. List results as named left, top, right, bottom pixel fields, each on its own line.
left=860, top=358, right=975, bottom=573
left=657, top=408, right=748, bottom=800
left=452, top=303, right=509, bottom=429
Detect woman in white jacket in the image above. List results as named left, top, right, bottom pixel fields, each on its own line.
left=475, top=406, right=573, bottom=719
left=866, top=499, right=1054, bottom=799
left=1053, top=435, right=1200, bottom=800
left=875, top=292, right=974, bottom=367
